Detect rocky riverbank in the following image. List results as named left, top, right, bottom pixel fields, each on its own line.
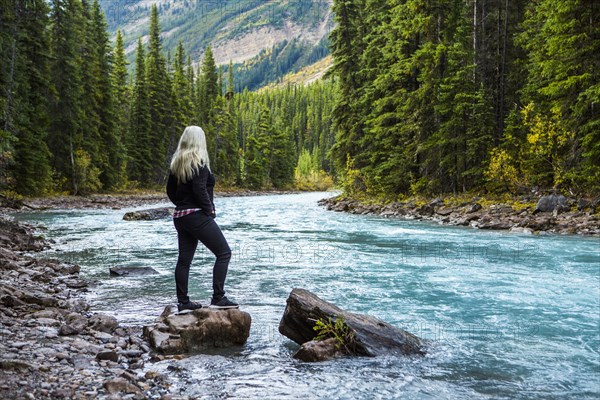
left=319, top=195, right=600, bottom=236
left=4, top=189, right=303, bottom=211
left=0, top=216, right=185, bottom=399
left=0, top=189, right=300, bottom=212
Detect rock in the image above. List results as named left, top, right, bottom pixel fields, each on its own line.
left=523, top=216, right=556, bottom=231
left=279, top=288, right=424, bottom=360
left=1, top=294, right=27, bottom=307
left=293, top=338, right=343, bottom=362
left=417, top=204, right=434, bottom=217
left=478, top=220, right=513, bottom=230
left=109, top=267, right=159, bottom=276
left=48, top=262, right=80, bottom=275
left=58, top=324, right=80, bottom=336
left=96, top=351, right=119, bottom=362
left=535, top=194, right=569, bottom=214
left=144, top=306, right=251, bottom=354
left=94, top=331, right=114, bottom=343
left=576, top=198, right=591, bottom=211
left=429, top=198, right=444, bottom=207
left=490, top=204, right=514, bottom=214
left=29, top=309, right=60, bottom=319
left=66, top=312, right=88, bottom=332
left=63, top=278, right=88, bottom=289
left=123, top=207, right=173, bottom=221
left=435, top=206, right=454, bottom=216
left=103, top=378, right=142, bottom=395
left=467, top=203, right=483, bottom=214
left=88, top=314, right=119, bottom=333
left=66, top=298, right=89, bottom=312
left=20, top=290, right=58, bottom=307
left=0, top=359, right=35, bottom=370
left=125, top=350, right=143, bottom=358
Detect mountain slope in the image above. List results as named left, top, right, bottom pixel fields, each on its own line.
left=99, top=0, right=334, bottom=88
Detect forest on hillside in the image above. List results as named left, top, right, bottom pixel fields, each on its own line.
left=0, top=0, right=335, bottom=196
left=1, top=0, right=598, bottom=199
left=329, top=0, right=599, bottom=197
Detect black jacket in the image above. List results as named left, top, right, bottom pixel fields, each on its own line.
left=166, top=165, right=215, bottom=215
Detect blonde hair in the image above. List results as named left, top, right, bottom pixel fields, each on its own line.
left=170, top=126, right=211, bottom=183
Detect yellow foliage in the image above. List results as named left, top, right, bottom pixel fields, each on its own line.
left=73, top=149, right=102, bottom=195
left=485, top=148, right=522, bottom=194
left=294, top=169, right=334, bottom=191
left=521, top=103, right=575, bottom=186
left=341, top=155, right=364, bottom=196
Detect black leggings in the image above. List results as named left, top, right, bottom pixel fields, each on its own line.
left=173, top=212, right=232, bottom=303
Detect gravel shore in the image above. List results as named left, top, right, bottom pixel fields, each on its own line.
left=0, top=216, right=186, bottom=399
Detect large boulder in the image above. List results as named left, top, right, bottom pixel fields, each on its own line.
left=123, top=207, right=173, bottom=221
left=144, top=306, right=251, bottom=354
left=535, top=194, right=569, bottom=214
left=279, top=288, right=424, bottom=361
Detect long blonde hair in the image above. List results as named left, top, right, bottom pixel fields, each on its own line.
left=170, top=126, right=211, bottom=183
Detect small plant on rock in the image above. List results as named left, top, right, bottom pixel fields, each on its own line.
left=313, top=316, right=357, bottom=354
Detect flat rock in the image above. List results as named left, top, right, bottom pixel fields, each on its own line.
left=279, top=288, right=424, bottom=360
left=123, top=207, right=173, bottom=221
left=144, top=306, right=251, bottom=354
left=109, top=266, right=159, bottom=276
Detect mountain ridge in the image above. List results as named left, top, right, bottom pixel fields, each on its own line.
left=99, top=0, right=334, bottom=88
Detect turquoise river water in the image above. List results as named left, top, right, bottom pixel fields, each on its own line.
left=15, top=192, right=600, bottom=399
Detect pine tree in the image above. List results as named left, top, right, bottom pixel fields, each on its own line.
left=226, top=59, right=235, bottom=97
left=128, top=38, right=151, bottom=183
left=48, top=0, right=86, bottom=193
left=244, top=107, right=271, bottom=188
left=78, top=0, right=102, bottom=178
left=329, top=0, right=367, bottom=176
left=145, top=4, right=173, bottom=184
left=199, top=46, right=218, bottom=126
left=269, top=123, right=295, bottom=188
left=6, top=0, right=53, bottom=195
left=186, top=55, right=195, bottom=121
left=111, top=29, right=130, bottom=188
left=0, top=0, right=18, bottom=191
left=210, top=96, right=238, bottom=186
left=90, top=0, right=121, bottom=189
left=172, top=41, right=192, bottom=130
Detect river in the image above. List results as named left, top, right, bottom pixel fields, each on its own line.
left=16, top=192, right=600, bottom=399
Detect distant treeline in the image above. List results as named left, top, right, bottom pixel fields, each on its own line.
left=231, top=38, right=330, bottom=92
left=329, top=0, right=599, bottom=197
left=0, top=1, right=336, bottom=196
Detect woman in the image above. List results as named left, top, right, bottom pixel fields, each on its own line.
left=166, top=126, right=238, bottom=311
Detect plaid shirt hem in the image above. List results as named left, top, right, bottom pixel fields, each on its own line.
left=173, top=208, right=202, bottom=218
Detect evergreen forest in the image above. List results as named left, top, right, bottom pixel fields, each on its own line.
left=329, top=0, right=599, bottom=197
left=0, top=0, right=598, bottom=199
left=0, top=0, right=335, bottom=195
